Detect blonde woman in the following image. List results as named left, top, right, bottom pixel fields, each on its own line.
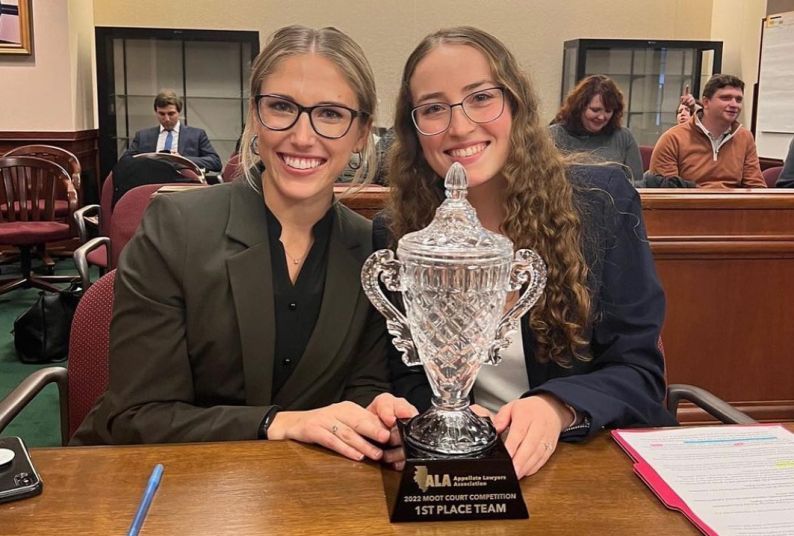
left=74, top=26, right=415, bottom=461
left=376, top=27, right=675, bottom=479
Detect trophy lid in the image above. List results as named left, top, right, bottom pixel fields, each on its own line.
left=397, top=162, right=514, bottom=263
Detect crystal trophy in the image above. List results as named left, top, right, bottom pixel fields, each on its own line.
left=362, top=162, right=546, bottom=521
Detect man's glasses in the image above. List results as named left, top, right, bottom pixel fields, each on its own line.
left=255, top=95, right=368, bottom=140
left=411, top=87, right=506, bottom=136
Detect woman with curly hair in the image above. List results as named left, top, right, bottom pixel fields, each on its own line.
left=374, top=27, right=676, bottom=479
left=550, top=75, right=644, bottom=185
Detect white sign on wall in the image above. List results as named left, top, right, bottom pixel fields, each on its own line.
left=756, top=11, right=794, bottom=159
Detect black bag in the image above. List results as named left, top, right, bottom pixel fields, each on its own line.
left=13, top=286, right=82, bottom=364
left=111, top=155, right=192, bottom=208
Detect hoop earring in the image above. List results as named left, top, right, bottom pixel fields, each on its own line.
left=250, top=135, right=260, bottom=156
left=348, top=151, right=362, bottom=170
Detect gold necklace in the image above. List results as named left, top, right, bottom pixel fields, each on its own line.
left=284, top=250, right=305, bottom=265
left=283, top=241, right=311, bottom=265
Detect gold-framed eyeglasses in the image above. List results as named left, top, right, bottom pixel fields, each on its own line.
left=411, top=87, right=506, bottom=136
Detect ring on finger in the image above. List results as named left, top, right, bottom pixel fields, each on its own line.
left=331, top=424, right=339, bottom=435
left=543, top=441, right=552, bottom=452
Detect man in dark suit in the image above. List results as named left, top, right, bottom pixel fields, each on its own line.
left=125, top=89, right=222, bottom=172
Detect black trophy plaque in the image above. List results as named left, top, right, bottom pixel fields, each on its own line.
left=382, top=420, right=528, bottom=522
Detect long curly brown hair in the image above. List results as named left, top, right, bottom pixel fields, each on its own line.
left=386, top=27, right=591, bottom=367
left=554, top=75, right=625, bottom=135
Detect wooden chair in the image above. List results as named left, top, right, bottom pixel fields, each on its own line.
left=639, top=145, right=654, bottom=172
left=762, top=166, right=783, bottom=188
left=4, top=145, right=84, bottom=268
left=222, top=152, right=241, bottom=182
left=4, top=144, right=82, bottom=206
left=0, top=156, right=79, bottom=294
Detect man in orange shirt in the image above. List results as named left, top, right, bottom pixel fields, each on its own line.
left=649, top=75, right=765, bottom=188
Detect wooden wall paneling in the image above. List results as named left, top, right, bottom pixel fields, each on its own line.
left=334, top=184, right=388, bottom=220
left=643, top=189, right=794, bottom=423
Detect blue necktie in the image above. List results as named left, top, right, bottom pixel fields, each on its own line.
left=163, top=130, right=173, bottom=152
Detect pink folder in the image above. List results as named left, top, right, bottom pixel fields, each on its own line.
left=611, top=429, right=716, bottom=536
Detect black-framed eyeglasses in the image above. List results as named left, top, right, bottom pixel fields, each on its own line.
left=254, top=94, right=368, bottom=140
left=411, top=87, right=506, bottom=136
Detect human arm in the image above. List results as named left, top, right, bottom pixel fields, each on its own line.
left=184, top=129, right=222, bottom=172
left=622, top=129, right=645, bottom=186
left=105, top=197, right=400, bottom=458
left=741, top=135, right=766, bottom=188
left=123, top=131, right=142, bottom=158
left=680, top=93, right=696, bottom=109
left=492, top=168, right=675, bottom=477
left=524, top=169, right=673, bottom=435
left=648, top=131, right=682, bottom=178
left=102, top=195, right=272, bottom=443
left=255, top=302, right=404, bottom=461
left=492, top=393, right=575, bottom=478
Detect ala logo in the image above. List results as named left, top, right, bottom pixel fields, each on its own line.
left=413, top=465, right=452, bottom=492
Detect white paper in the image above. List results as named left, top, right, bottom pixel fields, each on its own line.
left=756, top=11, right=794, bottom=159
left=617, top=425, right=794, bottom=536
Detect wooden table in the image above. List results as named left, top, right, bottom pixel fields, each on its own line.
left=0, top=433, right=697, bottom=535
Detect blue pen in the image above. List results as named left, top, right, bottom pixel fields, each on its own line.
left=128, top=464, right=164, bottom=536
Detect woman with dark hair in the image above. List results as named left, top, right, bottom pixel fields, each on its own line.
left=376, top=27, right=675, bottom=479
left=550, top=75, right=643, bottom=185
left=675, top=93, right=700, bottom=125
left=72, top=25, right=416, bottom=460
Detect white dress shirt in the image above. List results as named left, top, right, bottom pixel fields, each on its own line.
left=156, top=121, right=181, bottom=153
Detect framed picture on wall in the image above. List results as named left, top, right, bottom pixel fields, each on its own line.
left=0, top=0, right=32, bottom=55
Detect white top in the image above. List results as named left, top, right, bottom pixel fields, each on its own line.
left=156, top=121, right=181, bottom=152
left=473, top=330, right=529, bottom=414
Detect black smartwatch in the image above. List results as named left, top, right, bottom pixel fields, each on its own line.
left=257, top=405, right=283, bottom=440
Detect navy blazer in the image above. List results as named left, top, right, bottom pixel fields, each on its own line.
left=373, top=165, right=677, bottom=441
left=126, top=124, right=222, bottom=172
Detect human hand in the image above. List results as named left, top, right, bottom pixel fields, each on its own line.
left=470, top=403, right=494, bottom=420
left=679, top=93, right=696, bottom=108
left=367, top=393, right=418, bottom=470
left=491, top=393, right=574, bottom=479
left=267, top=401, right=392, bottom=462
left=366, top=393, right=418, bottom=428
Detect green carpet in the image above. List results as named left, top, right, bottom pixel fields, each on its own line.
left=0, top=258, right=94, bottom=447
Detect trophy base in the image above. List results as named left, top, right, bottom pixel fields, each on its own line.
left=403, top=406, right=497, bottom=456
left=383, top=420, right=529, bottom=522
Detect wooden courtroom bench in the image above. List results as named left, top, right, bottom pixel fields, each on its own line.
left=641, top=189, right=794, bottom=423
left=336, top=184, right=794, bottom=424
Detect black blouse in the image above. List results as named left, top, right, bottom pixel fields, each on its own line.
left=265, top=204, right=334, bottom=396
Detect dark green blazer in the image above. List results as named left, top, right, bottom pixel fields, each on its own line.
left=72, top=180, right=389, bottom=445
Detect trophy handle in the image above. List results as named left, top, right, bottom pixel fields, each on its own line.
left=486, top=249, right=547, bottom=365
left=361, top=249, right=420, bottom=366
